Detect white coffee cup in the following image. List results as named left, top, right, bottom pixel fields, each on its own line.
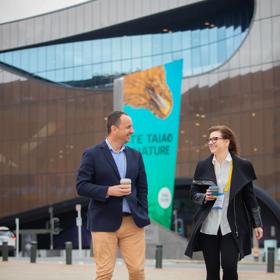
left=120, top=178, right=131, bottom=192
left=120, top=178, right=131, bottom=184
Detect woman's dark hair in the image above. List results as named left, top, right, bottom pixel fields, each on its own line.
left=208, top=125, right=239, bottom=155
left=106, top=111, right=128, bottom=134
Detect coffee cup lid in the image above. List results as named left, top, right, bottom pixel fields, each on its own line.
left=120, top=178, right=131, bottom=184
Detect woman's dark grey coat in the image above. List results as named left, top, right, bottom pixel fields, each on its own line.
left=185, top=153, right=262, bottom=260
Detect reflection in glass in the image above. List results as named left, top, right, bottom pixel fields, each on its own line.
left=0, top=0, right=253, bottom=88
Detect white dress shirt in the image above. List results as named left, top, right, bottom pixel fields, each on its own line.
left=200, top=152, right=232, bottom=235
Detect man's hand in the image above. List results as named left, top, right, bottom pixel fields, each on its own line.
left=107, top=184, right=131, bottom=197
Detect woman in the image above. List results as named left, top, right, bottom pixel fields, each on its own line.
left=185, top=125, right=263, bottom=280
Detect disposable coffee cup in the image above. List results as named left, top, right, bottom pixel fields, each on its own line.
left=120, top=178, right=131, bottom=191
left=120, top=178, right=131, bottom=185
left=209, top=185, right=220, bottom=198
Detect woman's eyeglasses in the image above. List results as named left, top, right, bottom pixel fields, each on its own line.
left=207, top=137, right=224, bottom=144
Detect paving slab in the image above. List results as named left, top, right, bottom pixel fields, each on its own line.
left=0, top=258, right=279, bottom=280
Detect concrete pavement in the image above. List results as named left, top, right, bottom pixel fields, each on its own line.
left=1, top=258, right=280, bottom=280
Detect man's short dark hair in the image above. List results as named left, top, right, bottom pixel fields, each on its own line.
left=106, top=111, right=128, bottom=134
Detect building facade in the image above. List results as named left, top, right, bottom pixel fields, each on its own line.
left=0, top=0, right=279, bottom=242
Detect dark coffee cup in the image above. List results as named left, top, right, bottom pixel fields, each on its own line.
left=209, top=185, right=220, bottom=198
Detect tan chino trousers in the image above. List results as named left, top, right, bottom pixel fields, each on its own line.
left=92, top=216, right=145, bottom=280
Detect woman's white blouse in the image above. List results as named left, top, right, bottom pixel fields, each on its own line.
left=200, top=152, right=232, bottom=235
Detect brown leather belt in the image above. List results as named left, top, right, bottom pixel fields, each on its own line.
left=122, top=212, right=131, bottom=216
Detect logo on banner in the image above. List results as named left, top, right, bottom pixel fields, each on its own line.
left=158, top=187, right=172, bottom=209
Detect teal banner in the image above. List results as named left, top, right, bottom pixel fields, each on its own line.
left=123, top=60, right=183, bottom=229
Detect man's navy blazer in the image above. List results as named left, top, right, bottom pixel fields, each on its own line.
left=76, top=140, right=150, bottom=232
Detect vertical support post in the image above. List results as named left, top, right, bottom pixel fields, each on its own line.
left=30, top=241, right=37, bottom=263
left=2, top=241, right=8, bottom=261
left=267, top=247, right=275, bottom=273
left=155, top=244, right=163, bottom=268
left=49, top=206, right=54, bottom=251
left=173, top=209, right=178, bottom=233
left=65, top=241, right=72, bottom=265
left=15, top=218, right=19, bottom=257
left=76, top=204, right=82, bottom=259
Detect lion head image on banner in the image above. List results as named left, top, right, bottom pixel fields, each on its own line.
left=123, top=65, right=173, bottom=119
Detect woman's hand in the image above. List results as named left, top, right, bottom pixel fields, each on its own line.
left=204, top=188, right=216, bottom=202
left=255, top=227, right=263, bottom=240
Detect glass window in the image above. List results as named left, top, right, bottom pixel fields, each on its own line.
left=226, top=37, right=235, bottom=59
left=82, top=65, right=92, bottom=80
left=191, top=30, right=200, bottom=48
left=55, top=44, right=65, bottom=69
left=73, top=42, right=83, bottom=67
left=183, top=49, right=192, bottom=76
left=73, top=66, right=83, bottom=81
left=142, top=34, right=152, bottom=56
left=63, top=43, right=74, bottom=68
left=201, top=45, right=209, bottom=69
left=0, top=0, right=252, bottom=85
left=217, top=39, right=227, bottom=63
left=82, top=40, right=92, bottom=65
left=44, top=70, right=56, bottom=81
left=121, top=59, right=131, bottom=74
left=101, top=62, right=111, bottom=76
left=92, top=40, right=102, bottom=63
left=234, top=34, right=243, bottom=53
left=172, top=51, right=183, bottom=61
left=162, top=53, right=172, bottom=64
left=92, top=62, right=102, bottom=76
left=122, top=36, right=131, bottom=60
left=112, top=37, right=121, bottom=61
left=152, top=34, right=162, bottom=55
left=46, top=46, right=56, bottom=71
left=152, top=54, right=162, bottom=67
left=56, top=69, right=65, bottom=82
left=182, top=31, right=191, bottom=49
left=209, top=27, right=218, bottom=43
left=142, top=56, right=152, bottom=70
left=29, top=49, right=38, bottom=73
left=200, top=29, right=209, bottom=45
left=192, top=46, right=202, bottom=74
left=12, top=51, right=21, bottom=69
left=131, top=36, right=141, bottom=58
left=233, top=25, right=242, bottom=36
left=101, top=38, right=112, bottom=62
left=172, top=32, right=182, bottom=52
left=112, top=60, right=122, bottom=75
left=37, top=47, right=47, bottom=72
left=131, top=58, right=142, bottom=72
left=209, top=42, right=218, bottom=68
left=162, top=32, right=172, bottom=53
left=39, top=71, right=47, bottom=80
left=226, top=25, right=234, bottom=39
left=4, top=52, right=12, bottom=65
left=21, top=50, right=30, bottom=71
left=217, top=26, right=226, bottom=41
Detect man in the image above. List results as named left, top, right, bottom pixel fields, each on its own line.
left=76, top=111, right=150, bottom=280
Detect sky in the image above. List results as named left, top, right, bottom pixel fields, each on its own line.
left=0, top=0, right=89, bottom=24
